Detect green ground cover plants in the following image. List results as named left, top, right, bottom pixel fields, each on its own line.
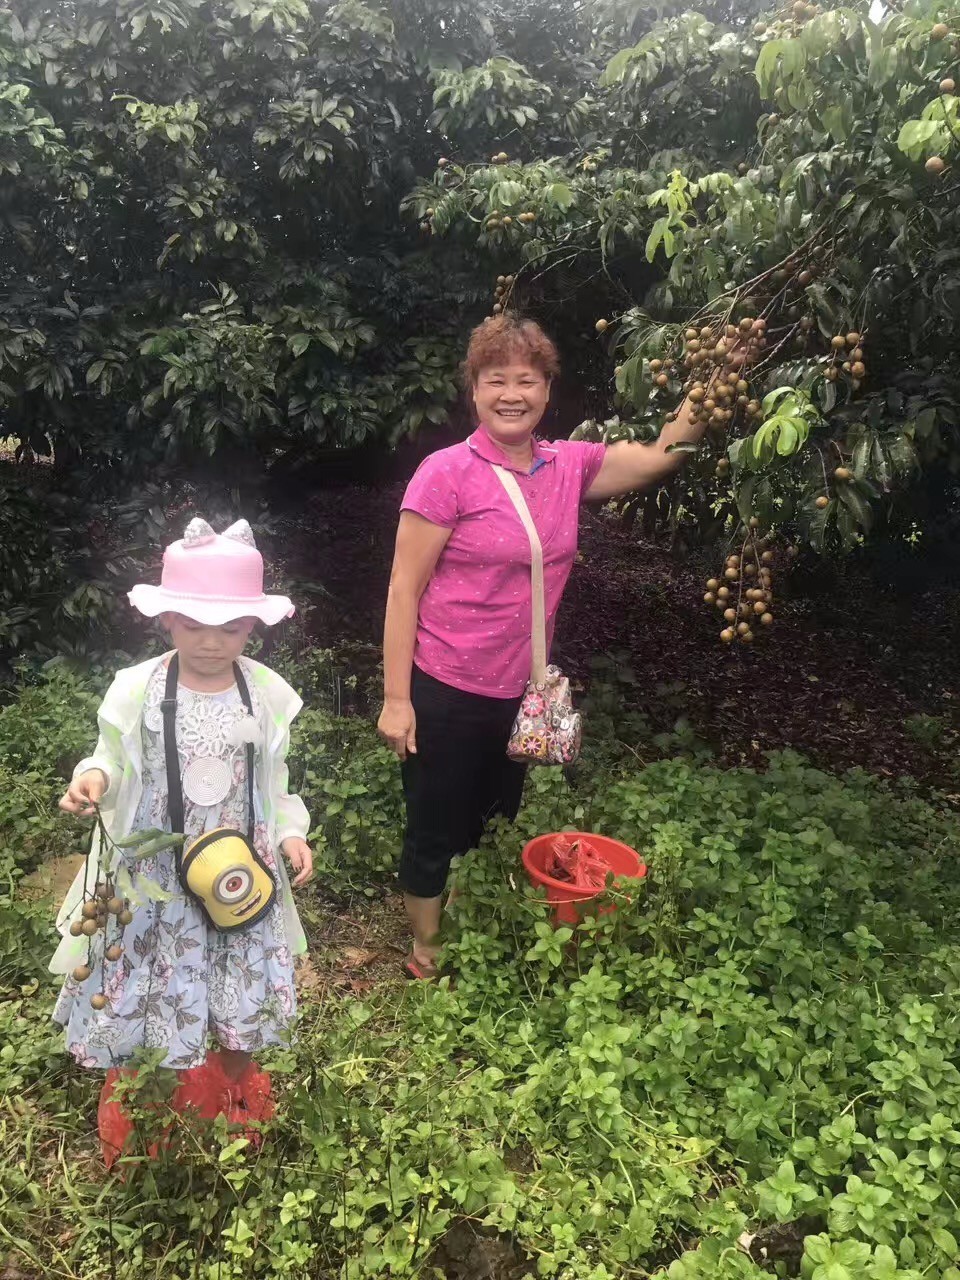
left=1, top=663, right=959, bottom=1279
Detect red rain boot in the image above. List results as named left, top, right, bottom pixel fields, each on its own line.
left=227, top=1060, right=274, bottom=1145
left=98, top=1067, right=177, bottom=1169
left=98, top=1068, right=134, bottom=1170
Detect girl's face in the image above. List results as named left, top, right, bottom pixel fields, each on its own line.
left=473, top=361, right=550, bottom=446
left=163, top=614, right=254, bottom=678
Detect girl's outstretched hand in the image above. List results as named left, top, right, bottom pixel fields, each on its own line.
left=59, top=769, right=107, bottom=816
left=281, top=837, right=314, bottom=887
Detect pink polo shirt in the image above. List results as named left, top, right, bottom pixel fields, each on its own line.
left=401, top=427, right=607, bottom=698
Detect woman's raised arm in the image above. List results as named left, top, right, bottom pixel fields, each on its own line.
left=583, top=376, right=715, bottom=501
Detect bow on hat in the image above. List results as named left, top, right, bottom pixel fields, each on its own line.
left=183, top=518, right=258, bottom=549
left=128, top=514, right=294, bottom=626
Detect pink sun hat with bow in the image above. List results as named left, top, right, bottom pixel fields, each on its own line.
left=129, top=518, right=295, bottom=627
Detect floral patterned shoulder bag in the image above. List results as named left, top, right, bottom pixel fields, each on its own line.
left=491, top=465, right=582, bottom=766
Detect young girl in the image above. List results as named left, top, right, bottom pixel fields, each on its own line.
left=50, top=517, right=313, bottom=1093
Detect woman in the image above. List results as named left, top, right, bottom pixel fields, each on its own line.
left=378, top=314, right=724, bottom=977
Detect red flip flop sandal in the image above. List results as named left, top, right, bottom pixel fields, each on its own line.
left=403, top=953, right=439, bottom=981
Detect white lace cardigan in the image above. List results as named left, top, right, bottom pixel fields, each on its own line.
left=50, top=652, right=310, bottom=974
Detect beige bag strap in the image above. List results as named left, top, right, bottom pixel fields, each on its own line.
left=492, top=464, right=548, bottom=684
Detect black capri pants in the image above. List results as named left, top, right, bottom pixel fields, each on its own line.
left=399, top=667, right=528, bottom=899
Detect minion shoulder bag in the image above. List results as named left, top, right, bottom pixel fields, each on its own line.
left=162, top=655, right=277, bottom=932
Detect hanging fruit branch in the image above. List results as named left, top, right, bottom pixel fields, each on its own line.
left=66, top=811, right=183, bottom=1011
left=708, top=520, right=778, bottom=647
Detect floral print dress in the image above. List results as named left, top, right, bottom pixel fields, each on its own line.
left=53, top=664, right=296, bottom=1070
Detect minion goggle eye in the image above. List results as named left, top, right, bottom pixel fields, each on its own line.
left=213, top=865, right=254, bottom=904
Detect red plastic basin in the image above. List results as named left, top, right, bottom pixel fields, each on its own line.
left=521, top=832, right=647, bottom=927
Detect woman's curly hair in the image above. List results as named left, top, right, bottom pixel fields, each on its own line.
left=462, top=315, right=561, bottom=385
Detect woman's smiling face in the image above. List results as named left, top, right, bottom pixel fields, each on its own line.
left=473, top=361, right=551, bottom=445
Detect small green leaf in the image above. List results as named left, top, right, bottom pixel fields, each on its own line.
left=495, top=180, right=524, bottom=207
left=113, top=827, right=167, bottom=849
left=545, top=182, right=574, bottom=210
left=756, top=40, right=785, bottom=97
left=932, top=1228, right=958, bottom=1255
left=776, top=422, right=799, bottom=455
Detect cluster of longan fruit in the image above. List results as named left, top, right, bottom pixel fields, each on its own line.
left=790, top=1, right=820, bottom=21
left=68, top=880, right=133, bottom=1010
left=595, top=312, right=769, bottom=448
left=824, top=330, right=865, bottom=388
left=425, top=203, right=536, bottom=235
left=753, top=3, right=820, bottom=42
left=492, top=274, right=516, bottom=313
left=656, top=317, right=768, bottom=430
left=485, top=209, right=537, bottom=232
left=704, top=524, right=778, bottom=645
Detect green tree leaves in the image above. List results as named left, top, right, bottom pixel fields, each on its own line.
left=429, top=57, right=549, bottom=136
left=898, top=92, right=959, bottom=163
left=750, top=388, right=819, bottom=462
left=1, top=0, right=959, bottom=557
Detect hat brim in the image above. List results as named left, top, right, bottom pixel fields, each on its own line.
left=129, top=585, right=295, bottom=627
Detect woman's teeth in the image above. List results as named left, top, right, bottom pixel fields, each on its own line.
left=497, top=408, right=526, bottom=417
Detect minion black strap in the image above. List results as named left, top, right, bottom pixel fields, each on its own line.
left=161, top=653, right=256, bottom=846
